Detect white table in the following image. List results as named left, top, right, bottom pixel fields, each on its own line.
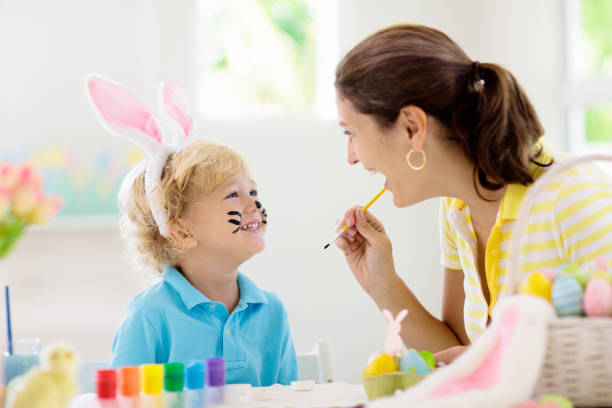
left=70, top=382, right=368, bottom=408
left=234, top=382, right=366, bottom=407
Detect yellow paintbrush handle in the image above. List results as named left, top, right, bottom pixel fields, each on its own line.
left=323, top=187, right=386, bottom=249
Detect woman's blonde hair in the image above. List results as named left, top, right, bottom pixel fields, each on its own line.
left=118, top=139, right=250, bottom=274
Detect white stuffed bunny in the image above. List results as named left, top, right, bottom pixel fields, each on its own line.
left=382, top=309, right=408, bottom=357
left=370, top=296, right=556, bottom=408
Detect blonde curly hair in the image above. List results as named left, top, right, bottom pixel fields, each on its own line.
left=118, top=139, right=250, bottom=274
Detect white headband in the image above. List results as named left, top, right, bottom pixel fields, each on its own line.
left=84, top=74, right=195, bottom=237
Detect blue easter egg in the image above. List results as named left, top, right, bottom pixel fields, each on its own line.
left=552, top=275, right=584, bottom=316
left=553, top=265, right=566, bottom=277
left=556, top=264, right=587, bottom=288
left=399, top=349, right=431, bottom=375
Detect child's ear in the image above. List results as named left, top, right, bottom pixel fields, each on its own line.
left=167, top=219, right=197, bottom=249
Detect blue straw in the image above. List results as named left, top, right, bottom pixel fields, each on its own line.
left=5, top=286, right=12, bottom=355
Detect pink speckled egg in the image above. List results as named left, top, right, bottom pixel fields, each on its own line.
left=595, top=257, right=609, bottom=272
left=583, top=277, right=612, bottom=317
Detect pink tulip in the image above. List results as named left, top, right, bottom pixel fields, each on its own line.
left=30, top=195, right=63, bottom=225
left=16, top=162, right=43, bottom=190
left=11, top=185, right=43, bottom=217
left=0, top=163, right=20, bottom=191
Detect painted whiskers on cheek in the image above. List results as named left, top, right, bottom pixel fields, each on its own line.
left=227, top=210, right=242, bottom=233
left=255, top=201, right=267, bottom=225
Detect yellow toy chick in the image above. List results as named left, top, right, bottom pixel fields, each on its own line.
left=5, top=342, right=79, bottom=408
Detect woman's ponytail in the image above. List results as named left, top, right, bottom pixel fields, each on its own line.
left=451, top=62, right=547, bottom=193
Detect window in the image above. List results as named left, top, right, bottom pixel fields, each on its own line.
left=195, top=0, right=337, bottom=118
left=565, top=0, right=612, bottom=154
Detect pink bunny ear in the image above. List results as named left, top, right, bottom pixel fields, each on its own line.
left=158, top=81, right=194, bottom=144
left=396, top=309, right=408, bottom=323
left=382, top=309, right=394, bottom=323
left=85, top=74, right=163, bottom=155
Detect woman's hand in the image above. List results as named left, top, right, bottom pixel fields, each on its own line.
left=335, top=206, right=397, bottom=297
left=433, top=345, right=468, bottom=366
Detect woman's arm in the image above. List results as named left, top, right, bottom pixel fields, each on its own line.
left=336, top=206, right=462, bottom=353
left=383, top=268, right=471, bottom=364
left=373, top=273, right=462, bottom=352
left=441, top=267, right=470, bottom=345
left=431, top=268, right=471, bottom=365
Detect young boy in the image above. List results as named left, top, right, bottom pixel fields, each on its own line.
left=86, top=75, right=297, bottom=386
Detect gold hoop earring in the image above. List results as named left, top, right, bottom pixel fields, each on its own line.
left=406, top=149, right=426, bottom=170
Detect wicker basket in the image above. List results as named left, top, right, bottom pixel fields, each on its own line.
left=508, top=154, right=612, bottom=407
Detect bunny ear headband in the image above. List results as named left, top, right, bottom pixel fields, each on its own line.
left=84, top=73, right=195, bottom=237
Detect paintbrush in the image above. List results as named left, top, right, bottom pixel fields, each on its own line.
left=323, top=187, right=386, bottom=250
left=5, top=286, right=13, bottom=355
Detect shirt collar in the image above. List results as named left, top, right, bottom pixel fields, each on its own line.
left=449, top=197, right=466, bottom=212
left=162, top=266, right=267, bottom=310
left=449, top=139, right=553, bottom=221
left=236, top=273, right=268, bottom=305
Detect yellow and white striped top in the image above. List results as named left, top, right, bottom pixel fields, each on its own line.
left=439, top=143, right=612, bottom=342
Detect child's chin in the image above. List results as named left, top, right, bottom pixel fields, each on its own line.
left=242, top=240, right=266, bottom=256
left=252, top=241, right=266, bottom=253
left=236, top=245, right=265, bottom=265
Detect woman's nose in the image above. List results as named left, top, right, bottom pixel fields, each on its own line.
left=347, top=139, right=359, bottom=165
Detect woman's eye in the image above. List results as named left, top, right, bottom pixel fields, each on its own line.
left=344, top=130, right=354, bottom=138
left=226, top=192, right=239, bottom=199
left=250, top=190, right=257, bottom=197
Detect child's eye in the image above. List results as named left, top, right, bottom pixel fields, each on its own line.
left=344, top=130, right=354, bottom=138
left=226, top=192, right=239, bottom=199
left=250, top=190, right=257, bottom=197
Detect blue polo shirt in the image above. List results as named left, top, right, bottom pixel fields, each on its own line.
left=110, top=266, right=298, bottom=386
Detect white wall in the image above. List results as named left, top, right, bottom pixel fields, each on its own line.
left=473, top=0, right=567, bottom=149
left=0, top=0, right=566, bottom=383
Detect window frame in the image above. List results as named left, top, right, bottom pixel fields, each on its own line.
left=564, top=0, right=612, bottom=154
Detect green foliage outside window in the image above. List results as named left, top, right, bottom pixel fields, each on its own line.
left=585, top=104, right=612, bottom=142
left=257, top=0, right=315, bottom=104
left=581, top=0, right=612, bottom=142
left=581, top=0, right=612, bottom=75
left=197, top=0, right=315, bottom=117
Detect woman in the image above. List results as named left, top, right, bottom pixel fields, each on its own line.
left=334, top=24, right=612, bottom=363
